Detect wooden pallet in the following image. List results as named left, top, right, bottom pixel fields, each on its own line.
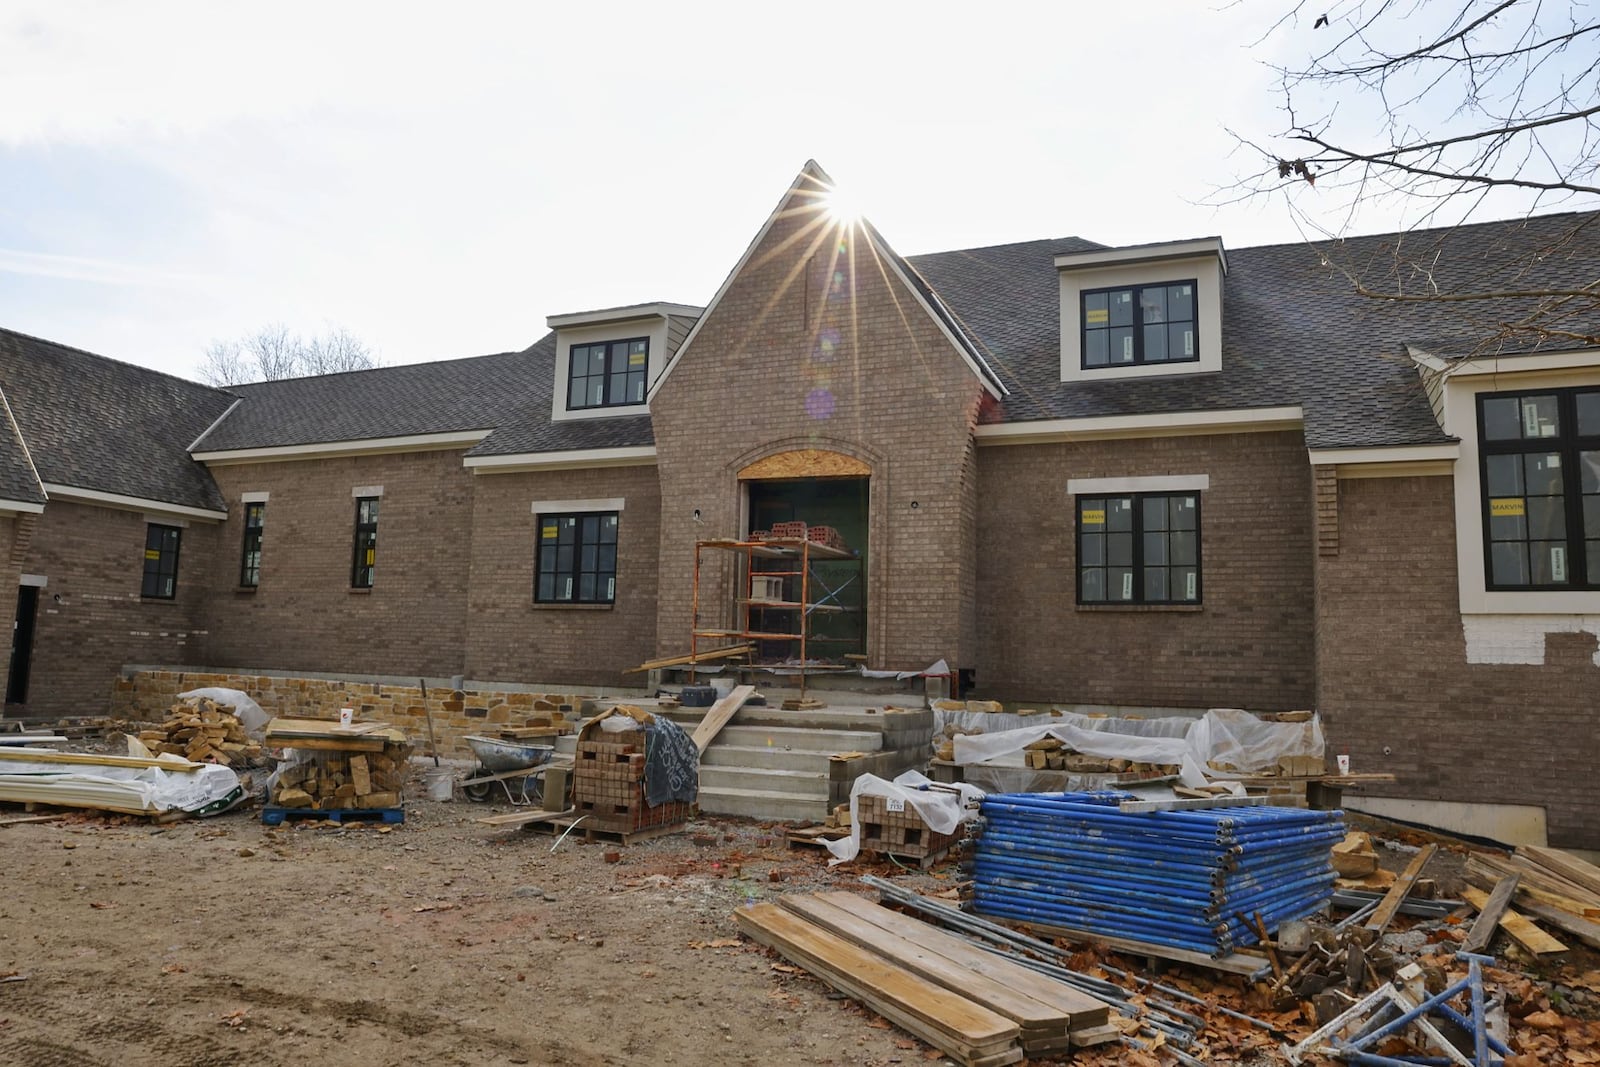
left=261, top=806, right=404, bottom=826
left=787, top=825, right=849, bottom=850
left=994, top=914, right=1270, bottom=977
left=533, top=817, right=685, bottom=845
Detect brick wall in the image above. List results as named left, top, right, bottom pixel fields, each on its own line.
left=1315, top=474, right=1600, bottom=848
left=0, top=513, right=18, bottom=702
left=110, top=667, right=612, bottom=760
left=17, top=501, right=216, bottom=717
left=650, top=177, right=986, bottom=670
left=973, top=430, right=1317, bottom=709
left=463, top=465, right=661, bottom=687
left=200, top=450, right=474, bottom=678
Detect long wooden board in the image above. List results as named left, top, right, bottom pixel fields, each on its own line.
left=1366, top=843, right=1438, bottom=933
left=1472, top=852, right=1600, bottom=910
left=624, top=644, right=751, bottom=674
left=814, top=891, right=1110, bottom=1029
left=1463, top=874, right=1522, bottom=954
left=0, top=749, right=203, bottom=773
left=690, top=685, right=755, bottom=753
left=1461, top=885, right=1568, bottom=955
left=736, top=903, right=1020, bottom=1065
left=780, top=894, right=1070, bottom=1036
left=1517, top=846, right=1600, bottom=902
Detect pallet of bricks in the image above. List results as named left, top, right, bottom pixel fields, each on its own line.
left=856, top=794, right=961, bottom=868
left=572, top=725, right=690, bottom=835
left=263, top=718, right=412, bottom=824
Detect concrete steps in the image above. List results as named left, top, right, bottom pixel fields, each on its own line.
left=715, top=724, right=882, bottom=752
left=698, top=765, right=827, bottom=794
left=700, top=744, right=834, bottom=772
left=696, top=785, right=831, bottom=823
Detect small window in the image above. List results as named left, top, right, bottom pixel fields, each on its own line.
left=1082, top=282, right=1197, bottom=368
left=1077, top=492, right=1201, bottom=604
left=141, top=524, right=182, bottom=599
left=536, top=512, right=619, bottom=603
left=352, top=497, right=379, bottom=588
left=1478, top=386, right=1600, bottom=590
left=567, top=338, right=648, bottom=410
left=239, top=502, right=265, bottom=587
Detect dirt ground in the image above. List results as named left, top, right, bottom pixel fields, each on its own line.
left=0, top=787, right=977, bottom=1067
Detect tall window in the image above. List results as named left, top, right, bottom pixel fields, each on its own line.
left=568, top=338, right=648, bottom=409
left=1478, top=386, right=1600, bottom=590
left=536, top=512, right=619, bottom=603
left=352, top=497, right=379, bottom=588
left=1082, top=281, right=1197, bottom=368
left=239, top=502, right=265, bottom=587
left=141, top=524, right=182, bottom=599
left=1077, top=492, right=1201, bottom=604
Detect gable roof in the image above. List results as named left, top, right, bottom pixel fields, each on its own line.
left=0, top=328, right=233, bottom=512
left=909, top=210, right=1600, bottom=450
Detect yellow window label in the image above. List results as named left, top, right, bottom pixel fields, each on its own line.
left=365, top=549, right=375, bottom=565
left=1084, top=309, right=1109, bottom=325
left=144, top=548, right=161, bottom=560
left=1081, top=509, right=1106, bottom=526
left=628, top=352, right=646, bottom=366
left=1490, top=498, right=1525, bottom=517
left=541, top=525, right=558, bottom=539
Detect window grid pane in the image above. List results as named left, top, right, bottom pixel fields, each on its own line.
left=240, top=502, right=265, bottom=587
left=535, top=511, right=619, bottom=604
left=141, top=523, right=182, bottom=599
left=1082, top=282, right=1198, bottom=369
left=352, top=497, right=379, bottom=588
left=566, top=338, right=650, bottom=410
left=1078, top=492, right=1201, bottom=605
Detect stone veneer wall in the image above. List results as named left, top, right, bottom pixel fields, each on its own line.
left=110, top=668, right=644, bottom=759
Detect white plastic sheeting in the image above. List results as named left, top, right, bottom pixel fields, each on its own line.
left=0, top=759, right=244, bottom=815
left=823, top=769, right=984, bottom=866
left=950, top=708, right=1324, bottom=777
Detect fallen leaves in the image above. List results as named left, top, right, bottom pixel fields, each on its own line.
left=88, top=901, right=116, bottom=910
left=687, top=938, right=742, bottom=950
left=218, top=1008, right=249, bottom=1030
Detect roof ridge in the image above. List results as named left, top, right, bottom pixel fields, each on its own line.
left=0, top=325, right=239, bottom=399
left=908, top=235, right=1105, bottom=259
left=230, top=346, right=529, bottom=389
left=1231, top=207, right=1600, bottom=255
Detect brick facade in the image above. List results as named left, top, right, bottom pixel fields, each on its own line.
left=650, top=177, right=986, bottom=670
left=974, top=430, right=1317, bottom=709
left=199, top=449, right=475, bottom=678
left=1314, top=474, right=1600, bottom=848
left=463, top=465, right=661, bottom=687
left=0, top=513, right=19, bottom=701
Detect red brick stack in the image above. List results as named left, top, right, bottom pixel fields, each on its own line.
left=855, top=794, right=960, bottom=864
left=572, top=729, right=690, bottom=832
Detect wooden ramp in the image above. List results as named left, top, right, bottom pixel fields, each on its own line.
left=736, top=892, right=1115, bottom=1065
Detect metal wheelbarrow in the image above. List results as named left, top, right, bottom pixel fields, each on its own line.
left=460, top=735, right=557, bottom=805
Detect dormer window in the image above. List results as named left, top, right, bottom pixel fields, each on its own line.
left=1082, top=282, right=1197, bottom=369
left=568, top=338, right=649, bottom=409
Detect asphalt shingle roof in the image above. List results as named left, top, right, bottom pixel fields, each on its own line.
left=909, top=211, right=1600, bottom=449
left=465, top=335, right=654, bottom=456
left=0, top=328, right=233, bottom=511
left=0, top=385, right=45, bottom=506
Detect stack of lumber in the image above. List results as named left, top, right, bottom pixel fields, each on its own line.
left=736, top=891, right=1112, bottom=1066
left=135, top=697, right=262, bottom=767
left=1465, top=845, right=1600, bottom=952
left=271, top=748, right=409, bottom=811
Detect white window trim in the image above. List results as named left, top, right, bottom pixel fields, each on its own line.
left=530, top=498, right=626, bottom=515
left=1067, top=475, right=1209, bottom=495
left=1445, top=365, right=1600, bottom=615
left=20, top=574, right=46, bottom=588
left=550, top=317, right=668, bottom=423
left=352, top=485, right=383, bottom=498
left=144, top=513, right=188, bottom=529
left=1058, top=251, right=1225, bottom=383
left=241, top=491, right=269, bottom=503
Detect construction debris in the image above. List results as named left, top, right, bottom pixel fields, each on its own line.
left=135, top=697, right=264, bottom=767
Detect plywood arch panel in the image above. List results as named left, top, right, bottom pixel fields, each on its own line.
left=738, top=449, right=871, bottom=480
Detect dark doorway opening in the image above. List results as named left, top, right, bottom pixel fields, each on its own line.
left=7, top=585, right=39, bottom=707
left=746, top=476, right=867, bottom=659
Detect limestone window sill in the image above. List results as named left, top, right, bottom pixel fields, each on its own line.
left=531, top=601, right=614, bottom=611
left=348, top=587, right=373, bottom=595
left=1075, top=603, right=1204, bottom=613
left=234, top=586, right=258, bottom=594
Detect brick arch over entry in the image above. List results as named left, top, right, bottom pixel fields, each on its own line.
left=737, top=449, right=871, bottom=480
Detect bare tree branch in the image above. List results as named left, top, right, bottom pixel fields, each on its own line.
left=198, top=324, right=381, bottom=385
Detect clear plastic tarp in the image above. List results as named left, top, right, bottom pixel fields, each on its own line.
left=823, top=769, right=984, bottom=866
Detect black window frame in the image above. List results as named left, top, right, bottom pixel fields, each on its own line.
left=1076, top=491, right=1202, bottom=605
left=1477, top=385, right=1600, bottom=592
left=535, top=511, right=619, bottom=605
left=141, top=523, right=182, bottom=600
left=239, top=501, right=266, bottom=588
left=352, top=497, right=379, bottom=589
left=566, top=337, right=649, bottom=411
left=1080, top=280, right=1200, bottom=370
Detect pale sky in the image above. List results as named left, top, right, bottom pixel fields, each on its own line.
left=0, top=1, right=1559, bottom=380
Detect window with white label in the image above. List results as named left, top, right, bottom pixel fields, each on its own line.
left=1081, top=281, right=1198, bottom=369
left=567, top=338, right=648, bottom=409
left=536, top=512, right=619, bottom=604
left=1077, top=492, right=1201, bottom=604
left=1478, top=386, right=1600, bottom=590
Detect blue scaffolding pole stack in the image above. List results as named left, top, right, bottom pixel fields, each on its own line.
left=970, top=791, right=1346, bottom=958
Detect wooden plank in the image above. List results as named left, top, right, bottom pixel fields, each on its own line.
left=1517, top=846, right=1600, bottom=901
left=1461, top=885, right=1568, bottom=955
left=623, top=644, right=751, bottom=674
left=1463, top=874, right=1521, bottom=954
left=1470, top=853, right=1600, bottom=912
left=1118, top=795, right=1268, bottom=813
left=691, top=685, right=756, bottom=753
left=735, top=903, right=1020, bottom=1063
left=1509, top=895, right=1600, bottom=952
left=0, top=813, right=67, bottom=827
left=1002, top=915, right=1269, bottom=976
left=0, top=749, right=203, bottom=773
left=1365, top=842, right=1438, bottom=934
left=817, top=892, right=1110, bottom=1028
left=475, top=807, right=576, bottom=828
left=779, top=894, right=1071, bottom=1033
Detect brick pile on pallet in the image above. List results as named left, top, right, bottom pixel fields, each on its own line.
left=572, top=729, right=690, bottom=833
left=272, top=744, right=411, bottom=811
left=856, top=794, right=961, bottom=864
left=136, top=697, right=263, bottom=767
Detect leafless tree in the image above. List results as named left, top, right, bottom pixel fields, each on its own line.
left=1224, top=0, right=1600, bottom=351
left=199, top=324, right=380, bottom=385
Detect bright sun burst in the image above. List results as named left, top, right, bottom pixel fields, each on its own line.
left=823, top=184, right=864, bottom=225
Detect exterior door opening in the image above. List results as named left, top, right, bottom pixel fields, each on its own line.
left=7, top=585, right=39, bottom=707
left=745, top=476, right=867, bottom=661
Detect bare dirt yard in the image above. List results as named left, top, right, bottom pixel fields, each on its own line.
left=0, top=794, right=970, bottom=1067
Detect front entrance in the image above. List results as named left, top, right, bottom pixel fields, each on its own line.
left=745, top=475, right=868, bottom=659
left=7, top=584, right=38, bottom=707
